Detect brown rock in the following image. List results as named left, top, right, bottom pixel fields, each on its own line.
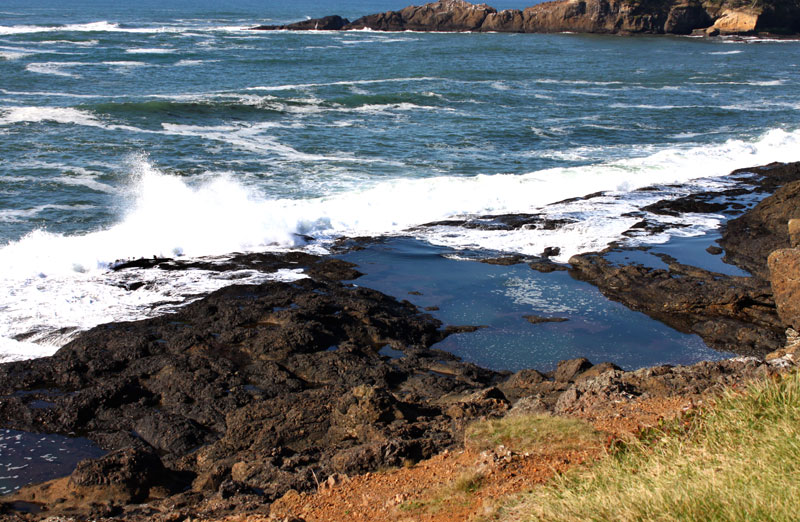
left=575, top=361, right=622, bottom=382
left=347, top=0, right=496, bottom=31
left=481, top=9, right=525, bottom=31
left=768, top=248, right=800, bottom=329
left=499, top=368, right=548, bottom=401
left=68, top=447, right=167, bottom=503
left=554, top=357, right=593, bottom=383
left=712, top=8, right=759, bottom=34
left=789, top=219, right=800, bottom=247
left=721, top=179, right=800, bottom=280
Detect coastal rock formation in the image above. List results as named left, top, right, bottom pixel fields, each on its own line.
left=768, top=248, right=800, bottom=330
left=720, top=179, right=800, bottom=280
left=250, top=0, right=800, bottom=35
left=568, top=253, right=784, bottom=354
left=0, top=260, right=513, bottom=519
left=568, top=161, right=800, bottom=356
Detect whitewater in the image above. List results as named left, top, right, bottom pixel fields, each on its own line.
left=1, top=0, right=799, bottom=362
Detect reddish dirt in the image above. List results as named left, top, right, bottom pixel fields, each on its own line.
left=209, top=395, right=692, bottom=522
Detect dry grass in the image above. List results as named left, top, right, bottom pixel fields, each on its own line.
left=488, top=372, right=800, bottom=522
left=465, top=414, right=605, bottom=454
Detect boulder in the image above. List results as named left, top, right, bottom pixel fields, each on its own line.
left=554, top=357, right=593, bottom=383
left=711, top=8, right=759, bottom=34
left=768, top=248, right=800, bottom=330
left=69, top=447, right=167, bottom=503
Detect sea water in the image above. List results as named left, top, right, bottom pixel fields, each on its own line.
left=1, top=0, right=799, bottom=365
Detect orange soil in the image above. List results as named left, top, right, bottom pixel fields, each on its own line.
left=213, top=395, right=691, bottom=522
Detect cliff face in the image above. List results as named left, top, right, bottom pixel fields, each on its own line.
left=252, top=0, right=800, bottom=35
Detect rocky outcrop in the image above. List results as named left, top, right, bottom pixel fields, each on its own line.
left=768, top=248, right=800, bottom=330
left=567, top=161, right=800, bottom=356
left=250, top=0, right=800, bottom=35
left=250, top=15, right=350, bottom=31
left=347, top=0, right=497, bottom=31
left=569, top=253, right=784, bottom=354
left=0, top=258, right=513, bottom=519
left=720, top=179, right=800, bottom=280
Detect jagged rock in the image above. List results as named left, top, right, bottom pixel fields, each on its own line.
left=575, top=361, right=622, bottom=382
left=554, top=357, right=593, bottom=383
left=250, top=15, right=350, bottom=31
left=507, top=396, right=551, bottom=416
left=498, top=368, right=548, bottom=401
left=347, top=0, right=497, bottom=31
left=789, top=219, right=800, bottom=247
left=568, top=253, right=785, bottom=355
left=711, top=8, right=759, bottom=33
left=721, top=179, right=800, bottom=279
left=768, top=248, right=800, bottom=330
left=68, top=447, right=169, bottom=503
left=248, top=0, right=800, bottom=36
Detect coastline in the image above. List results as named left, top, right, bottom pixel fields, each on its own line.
left=1, top=160, right=800, bottom=520
left=249, top=0, right=800, bottom=37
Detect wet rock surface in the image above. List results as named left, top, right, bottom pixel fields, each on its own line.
left=569, top=161, right=800, bottom=357
left=0, top=259, right=514, bottom=519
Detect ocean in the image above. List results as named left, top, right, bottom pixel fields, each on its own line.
left=1, top=0, right=799, bottom=368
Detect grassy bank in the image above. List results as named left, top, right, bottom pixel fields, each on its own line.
left=490, top=372, right=800, bottom=522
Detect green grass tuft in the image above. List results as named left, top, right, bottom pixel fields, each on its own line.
left=465, top=414, right=605, bottom=454
left=490, top=372, right=800, bottom=522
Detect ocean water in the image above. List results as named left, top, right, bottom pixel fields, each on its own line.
left=1, top=0, right=799, bottom=365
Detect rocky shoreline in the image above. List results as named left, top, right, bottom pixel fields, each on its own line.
left=249, top=0, right=800, bottom=37
left=1, top=161, right=800, bottom=520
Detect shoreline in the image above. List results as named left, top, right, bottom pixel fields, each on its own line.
left=249, top=0, right=800, bottom=37
left=1, top=160, right=799, bottom=519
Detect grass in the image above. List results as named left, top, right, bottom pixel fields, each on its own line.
left=489, top=372, right=800, bottom=522
left=465, top=414, right=605, bottom=454
left=398, top=471, right=485, bottom=514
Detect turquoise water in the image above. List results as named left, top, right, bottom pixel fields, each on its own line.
left=0, top=0, right=799, bottom=364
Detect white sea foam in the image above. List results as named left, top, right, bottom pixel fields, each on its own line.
left=103, top=60, right=148, bottom=67
left=1, top=128, right=799, bottom=360
left=0, top=204, right=94, bottom=223
left=159, top=122, right=401, bottom=163
left=0, top=21, right=249, bottom=37
left=25, top=61, right=87, bottom=78
left=0, top=46, right=36, bottom=60
left=0, top=106, right=104, bottom=127
left=0, top=50, right=28, bottom=60
left=175, top=59, right=211, bottom=66
left=708, top=50, right=743, bottom=55
left=244, top=77, right=443, bottom=92
left=124, top=48, right=176, bottom=54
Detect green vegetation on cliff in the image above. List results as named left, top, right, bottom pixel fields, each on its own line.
left=492, top=372, right=800, bottom=521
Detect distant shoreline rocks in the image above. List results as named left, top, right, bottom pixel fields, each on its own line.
left=249, top=0, right=800, bottom=37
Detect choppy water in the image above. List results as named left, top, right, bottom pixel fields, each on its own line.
left=1, top=0, right=799, bottom=363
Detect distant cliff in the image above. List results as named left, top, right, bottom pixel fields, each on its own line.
left=251, top=0, right=800, bottom=36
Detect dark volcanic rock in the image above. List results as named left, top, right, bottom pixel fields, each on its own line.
left=568, top=252, right=784, bottom=355
left=250, top=15, right=350, bottom=31
left=0, top=263, right=508, bottom=519
left=68, top=447, right=170, bottom=503
left=720, top=179, right=800, bottom=280
left=568, top=162, right=800, bottom=357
